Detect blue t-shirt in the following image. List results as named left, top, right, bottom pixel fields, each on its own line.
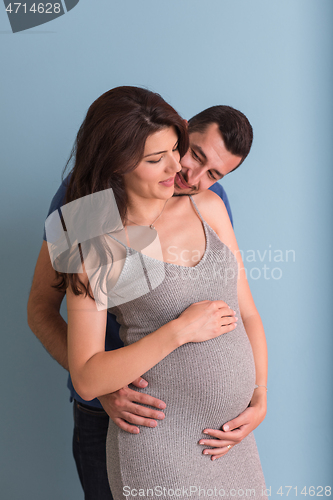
left=43, top=174, right=233, bottom=407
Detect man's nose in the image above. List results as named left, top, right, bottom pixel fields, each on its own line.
left=186, top=166, right=204, bottom=185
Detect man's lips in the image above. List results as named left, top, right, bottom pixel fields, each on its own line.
left=175, top=172, right=192, bottom=190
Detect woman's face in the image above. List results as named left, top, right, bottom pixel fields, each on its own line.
left=123, top=126, right=181, bottom=202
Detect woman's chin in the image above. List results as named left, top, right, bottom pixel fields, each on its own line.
left=157, top=184, right=175, bottom=198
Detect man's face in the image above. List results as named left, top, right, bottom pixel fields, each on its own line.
left=174, top=123, right=242, bottom=195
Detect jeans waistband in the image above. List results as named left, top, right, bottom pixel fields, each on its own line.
left=74, top=399, right=106, bottom=412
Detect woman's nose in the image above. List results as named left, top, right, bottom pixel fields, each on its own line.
left=168, top=153, right=182, bottom=172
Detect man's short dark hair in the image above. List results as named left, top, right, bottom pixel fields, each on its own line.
left=188, top=105, right=253, bottom=168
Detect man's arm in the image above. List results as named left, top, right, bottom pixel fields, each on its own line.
left=27, top=240, right=167, bottom=432
left=27, top=241, right=68, bottom=370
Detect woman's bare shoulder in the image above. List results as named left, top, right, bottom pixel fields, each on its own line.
left=191, top=190, right=229, bottom=230
left=192, top=189, right=226, bottom=207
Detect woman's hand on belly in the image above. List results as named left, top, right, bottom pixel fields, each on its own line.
left=177, top=300, right=237, bottom=345
left=198, top=388, right=267, bottom=460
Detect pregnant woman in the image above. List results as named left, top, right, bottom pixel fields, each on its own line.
left=61, top=87, right=267, bottom=498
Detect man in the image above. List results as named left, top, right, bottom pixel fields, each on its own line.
left=27, top=105, right=267, bottom=499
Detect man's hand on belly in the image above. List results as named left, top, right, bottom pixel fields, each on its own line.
left=98, top=377, right=167, bottom=434
left=198, top=389, right=267, bottom=460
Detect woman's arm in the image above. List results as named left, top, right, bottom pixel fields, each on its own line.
left=67, top=277, right=237, bottom=401
left=194, top=190, right=268, bottom=459
left=193, top=190, right=268, bottom=390
left=67, top=293, right=180, bottom=401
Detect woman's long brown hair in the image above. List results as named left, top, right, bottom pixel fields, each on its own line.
left=53, top=86, right=189, bottom=299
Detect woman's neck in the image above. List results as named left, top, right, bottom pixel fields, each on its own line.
left=125, top=197, right=170, bottom=226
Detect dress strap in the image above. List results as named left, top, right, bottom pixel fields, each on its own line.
left=189, top=195, right=206, bottom=225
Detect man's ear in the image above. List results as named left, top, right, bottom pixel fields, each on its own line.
left=184, top=119, right=188, bottom=128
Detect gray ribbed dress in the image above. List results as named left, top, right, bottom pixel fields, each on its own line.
left=106, top=196, right=265, bottom=499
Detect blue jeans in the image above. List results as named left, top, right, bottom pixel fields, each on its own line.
left=72, top=400, right=114, bottom=500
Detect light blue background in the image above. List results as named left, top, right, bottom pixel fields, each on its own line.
left=1, top=1, right=332, bottom=498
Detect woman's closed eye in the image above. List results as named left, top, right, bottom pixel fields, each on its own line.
left=148, top=157, right=162, bottom=164
left=148, top=144, right=179, bottom=164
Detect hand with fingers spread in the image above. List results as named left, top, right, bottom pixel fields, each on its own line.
left=98, top=377, right=166, bottom=434
left=177, top=300, right=237, bottom=345
left=199, top=386, right=267, bottom=460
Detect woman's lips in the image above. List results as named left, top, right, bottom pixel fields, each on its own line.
left=159, top=176, right=175, bottom=187
left=175, top=172, right=191, bottom=189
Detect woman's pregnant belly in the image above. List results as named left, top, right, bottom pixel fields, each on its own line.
left=128, top=321, right=255, bottom=433
left=106, top=321, right=257, bottom=497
